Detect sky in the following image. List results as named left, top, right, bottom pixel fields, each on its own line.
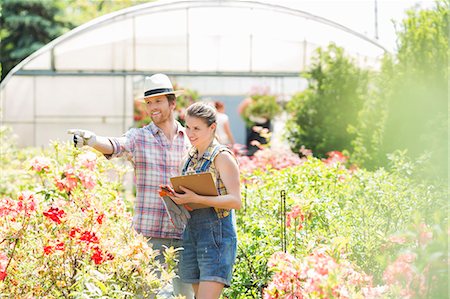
left=259, top=0, right=435, bottom=52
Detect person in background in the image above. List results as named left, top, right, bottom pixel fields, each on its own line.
left=237, top=97, right=271, bottom=156
left=67, top=73, right=194, bottom=298
left=170, top=102, right=241, bottom=299
left=214, top=101, right=235, bottom=146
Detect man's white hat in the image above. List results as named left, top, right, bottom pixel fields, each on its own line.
left=137, top=73, right=183, bottom=102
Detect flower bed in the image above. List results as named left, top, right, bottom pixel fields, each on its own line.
left=0, top=128, right=176, bottom=298
left=226, top=147, right=448, bottom=298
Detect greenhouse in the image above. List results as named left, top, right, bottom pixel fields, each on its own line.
left=0, top=0, right=387, bottom=147
left=1, top=0, right=447, bottom=297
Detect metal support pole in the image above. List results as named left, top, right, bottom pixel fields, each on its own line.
left=280, top=190, right=287, bottom=253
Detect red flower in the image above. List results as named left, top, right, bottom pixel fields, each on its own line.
left=55, top=242, right=65, bottom=251
left=44, top=246, right=54, bottom=255
left=96, top=214, right=104, bottom=225
left=91, top=247, right=103, bottom=265
left=79, top=231, right=99, bottom=244
left=0, top=271, right=6, bottom=281
left=43, top=207, right=65, bottom=224
left=69, top=227, right=81, bottom=239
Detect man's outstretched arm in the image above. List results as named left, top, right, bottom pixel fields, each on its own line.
left=67, top=129, right=114, bottom=155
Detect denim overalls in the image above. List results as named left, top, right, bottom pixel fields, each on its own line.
left=178, top=143, right=237, bottom=287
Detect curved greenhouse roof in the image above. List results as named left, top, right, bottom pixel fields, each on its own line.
left=0, top=0, right=387, bottom=147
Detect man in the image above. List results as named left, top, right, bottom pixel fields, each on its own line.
left=68, top=73, right=194, bottom=298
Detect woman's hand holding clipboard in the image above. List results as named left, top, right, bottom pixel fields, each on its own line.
left=159, top=185, right=191, bottom=229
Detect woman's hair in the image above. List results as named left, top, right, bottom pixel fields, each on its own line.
left=186, top=102, right=217, bottom=127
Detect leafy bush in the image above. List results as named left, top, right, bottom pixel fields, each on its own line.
left=225, top=147, right=448, bottom=298
left=242, top=93, right=281, bottom=128
left=378, top=2, right=448, bottom=179
left=285, top=44, right=369, bottom=158
left=0, top=131, right=177, bottom=298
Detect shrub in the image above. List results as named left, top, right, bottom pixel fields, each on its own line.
left=226, top=147, right=447, bottom=298
left=0, top=135, right=176, bottom=298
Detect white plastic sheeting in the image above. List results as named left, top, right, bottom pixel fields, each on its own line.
left=0, top=0, right=386, bottom=147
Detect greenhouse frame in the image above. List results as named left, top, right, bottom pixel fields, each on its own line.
left=0, top=0, right=387, bottom=147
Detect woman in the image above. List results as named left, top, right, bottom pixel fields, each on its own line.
left=214, top=101, right=235, bottom=145
left=171, top=102, right=241, bottom=299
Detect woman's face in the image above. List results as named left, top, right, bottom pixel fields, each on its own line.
left=185, top=115, right=216, bottom=148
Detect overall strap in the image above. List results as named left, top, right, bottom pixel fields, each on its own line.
left=181, top=144, right=227, bottom=174
left=181, top=155, right=192, bottom=174
left=198, top=145, right=225, bottom=172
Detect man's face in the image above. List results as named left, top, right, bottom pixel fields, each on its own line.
left=145, top=95, right=175, bottom=125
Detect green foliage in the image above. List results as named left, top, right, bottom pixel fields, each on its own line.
left=0, top=0, right=69, bottom=80
left=348, top=54, right=395, bottom=169
left=173, top=85, right=200, bottom=126
left=227, top=154, right=448, bottom=297
left=380, top=1, right=448, bottom=178
left=0, top=127, right=176, bottom=297
left=285, top=44, right=369, bottom=158
left=56, top=0, right=151, bottom=27
left=242, top=94, right=281, bottom=128
left=0, top=0, right=151, bottom=81
left=352, top=1, right=448, bottom=177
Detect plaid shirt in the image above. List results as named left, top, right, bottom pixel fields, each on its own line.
left=107, top=122, right=191, bottom=239
left=182, top=140, right=235, bottom=218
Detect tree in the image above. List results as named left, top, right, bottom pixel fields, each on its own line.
left=383, top=1, right=448, bottom=168
left=57, top=0, right=150, bottom=27
left=286, top=44, right=369, bottom=158
left=0, top=0, right=69, bottom=81
left=0, top=0, right=151, bottom=81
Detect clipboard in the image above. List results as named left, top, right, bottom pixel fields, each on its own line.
left=170, top=172, right=218, bottom=196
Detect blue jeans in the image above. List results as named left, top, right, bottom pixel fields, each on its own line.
left=147, top=237, right=194, bottom=298
left=179, top=208, right=237, bottom=287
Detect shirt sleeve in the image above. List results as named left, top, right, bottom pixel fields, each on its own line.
left=103, top=128, right=137, bottom=163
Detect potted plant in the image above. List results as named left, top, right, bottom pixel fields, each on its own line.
left=242, top=93, right=281, bottom=127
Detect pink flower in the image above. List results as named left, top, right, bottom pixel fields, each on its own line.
left=388, top=235, right=407, bottom=244
left=0, top=252, right=7, bottom=280
left=0, top=252, right=8, bottom=272
left=418, top=223, right=433, bottom=246
left=78, top=152, right=97, bottom=170
left=78, top=171, right=96, bottom=190
left=383, top=253, right=417, bottom=286
left=17, top=191, right=36, bottom=216
left=286, top=205, right=305, bottom=230
left=299, top=145, right=312, bottom=157
left=362, top=285, right=388, bottom=299
left=29, top=156, right=51, bottom=172
left=55, top=165, right=80, bottom=193
left=64, top=166, right=78, bottom=191
left=0, top=197, right=19, bottom=218
left=323, top=151, right=348, bottom=165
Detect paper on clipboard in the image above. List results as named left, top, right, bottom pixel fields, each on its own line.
left=170, top=172, right=218, bottom=196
